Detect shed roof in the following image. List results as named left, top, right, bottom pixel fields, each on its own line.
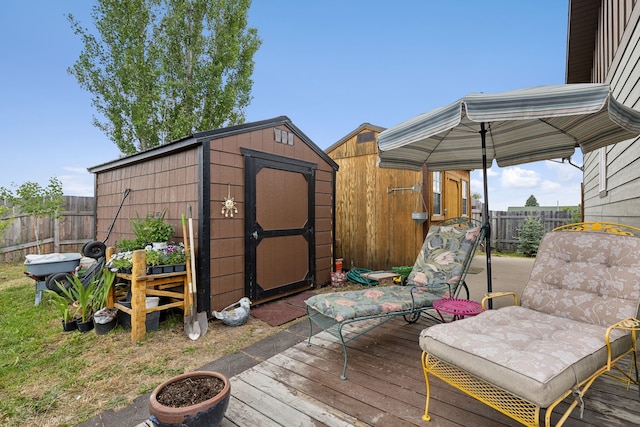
left=324, top=122, right=386, bottom=154
left=88, top=116, right=338, bottom=173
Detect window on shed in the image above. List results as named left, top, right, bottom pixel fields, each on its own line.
left=462, top=180, right=468, bottom=216
left=357, top=131, right=375, bottom=143
left=432, top=172, right=442, bottom=215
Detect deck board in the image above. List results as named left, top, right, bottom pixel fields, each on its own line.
left=224, top=316, right=639, bottom=426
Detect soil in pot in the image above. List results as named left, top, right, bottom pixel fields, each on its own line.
left=149, top=371, right=230, bottom=427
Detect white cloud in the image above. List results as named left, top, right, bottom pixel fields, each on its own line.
left=544, top=160, right=581, bottom=182
left=500, top=167, right=540, bottom=189
left=59, top=169, right=94, bottom=196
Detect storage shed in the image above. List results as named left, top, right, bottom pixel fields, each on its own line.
left=88, top=116, right=338, bottom=313
left=326, top=123, right=471, bottom=271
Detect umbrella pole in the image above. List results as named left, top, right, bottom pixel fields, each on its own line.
left=480, top=122, right=493, bottom=308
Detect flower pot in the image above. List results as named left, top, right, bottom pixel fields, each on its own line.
left=152, top=242, right=168, bottom=250
left=117, top=300, right=161, bottom=331
left=173, top=263, right=186, bottom=272
left=76, top=317, right=94, bottom=333
left=62, top=319, right=78, bottom=332
left=148, top=371, right=230, bottom=427
left=94, top=308, right=118, bottom=335
left=412, top=211, right=428, bottom=225
left=161, top=265, right=174, bottom=273
left=150, top=266, right=163, bottom=275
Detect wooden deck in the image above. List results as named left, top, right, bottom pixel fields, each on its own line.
left=220, top=315, right=640, bottom=427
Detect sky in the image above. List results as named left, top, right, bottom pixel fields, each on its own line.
left=0, top=1, right=582, bottom=211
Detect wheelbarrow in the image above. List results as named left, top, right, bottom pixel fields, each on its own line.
left=25, top=189, right=130, bottom=304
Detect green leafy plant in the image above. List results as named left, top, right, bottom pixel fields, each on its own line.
left=62, top=275, right=97, bottom=323
left=116, top=238, right=145, bottom=252
left=145, top=249, right=164, bottom=266
left=92, top=269, right=116, bottom=311
left=130, top=210, right=174, bottom=244
left=107, top=251, right=133, bottom=271
left=0, top=177, right=64, bottom=254
left=516, top=216, right=545, bottom=256
left=45, top=287, right=77, bottom=323
left=165, top=243, right=187, bottom=265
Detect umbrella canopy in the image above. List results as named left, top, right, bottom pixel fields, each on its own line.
left=378, top=84, right=640, bottom=172
left=377, top=83, right=640, bottom=297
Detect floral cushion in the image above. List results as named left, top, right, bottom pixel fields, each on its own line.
left=306, top=286, right=445, bottom=322
left=406, top=225, right=481, bottom=288
left=521, top=231, right=640, bottom=326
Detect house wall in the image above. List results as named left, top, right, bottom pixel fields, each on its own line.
left=328, top=126, right=471, bottom=271
left=582, top=1, right=640, bottom=226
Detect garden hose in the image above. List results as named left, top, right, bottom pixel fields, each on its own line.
left=346, top=268, right=379, bottom=287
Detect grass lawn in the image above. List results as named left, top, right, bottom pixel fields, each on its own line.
left=0, top=262, right=292, bottom=426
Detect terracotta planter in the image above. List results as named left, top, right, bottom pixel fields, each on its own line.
left=148, top=371, right=230, bottom=427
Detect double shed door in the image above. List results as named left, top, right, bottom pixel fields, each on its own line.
left=243, top=149, right=316, bottom=302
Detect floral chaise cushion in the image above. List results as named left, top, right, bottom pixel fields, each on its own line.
left=406, top=225, right=481, bottom=288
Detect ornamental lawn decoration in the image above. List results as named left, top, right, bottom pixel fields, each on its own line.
left=221, top=184, right=238, bottom=218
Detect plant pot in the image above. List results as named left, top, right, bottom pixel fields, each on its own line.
left=149, top=266, right=163, bottom=275
left=173, top=263, right=186, bottom=272
left=148, top=371, right=230, bottom=427
left=411, top=211, right=428, bottom=225
left=152, top=242, right=168, bottom=250
left=76, top=317, right=94, bottom=332
left=117, top=300, right=161, bottom=331
left=62, top=319, right=78, bottom=332
left=161, top=265, right=174, bottom=273
left=94, top=308, right=118, bottom=335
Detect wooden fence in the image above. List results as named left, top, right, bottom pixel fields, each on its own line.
left=486, top=210, right=574, bottom=253
left=0, top=196, right=573, bottom=262
left=0, top=196, right=96, bottom=262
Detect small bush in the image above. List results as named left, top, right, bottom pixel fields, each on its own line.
left=517, top=216, right=544, bottom=256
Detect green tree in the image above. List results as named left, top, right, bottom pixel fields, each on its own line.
left=517, top=216, right=544, bottom=256
left=0, top=204, right=12, bottom=239
left=1, top=178, right=65, bottom=254
left=68, top=0, right=261, bottom=154
left=525, top=195, right=539, bottom=207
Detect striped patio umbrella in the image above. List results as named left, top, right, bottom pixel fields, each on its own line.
left=377, top=83, right=640, bottom=296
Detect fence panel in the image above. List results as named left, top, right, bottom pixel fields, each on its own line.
left=0, top=196, right=95, bottom=262
left=489, top=210, right=573, bottom=253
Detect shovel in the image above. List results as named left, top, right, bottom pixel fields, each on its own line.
left=188, top=205, right=208, bottom=337
left=182, top=213, right=200, bottom=340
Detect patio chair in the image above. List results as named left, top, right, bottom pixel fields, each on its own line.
left=305, top=217, right=484, bottom=379
left=419, top=222, right=640, bottom=427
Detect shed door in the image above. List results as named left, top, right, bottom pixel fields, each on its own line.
left=243, top=149, right=316, bottom=302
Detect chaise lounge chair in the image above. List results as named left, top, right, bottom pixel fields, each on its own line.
left=419, top=222, right=640, bottom=426
left=305, top=217, right=484, bottom=379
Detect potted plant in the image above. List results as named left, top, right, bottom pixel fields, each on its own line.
left=145, top=248, right=165, bottom=274
left=131, top=210, right=175, bottom=248
left=68, top=274, right=97, bottom=332
left=148, top=371, right=231, bottom=427
left=92, top=269, right=118, bottom=334
left=45, top=286, right=79, bottom=332
left=116, top=237, right=145, bottom=252
left=165, top=243, right=187, bottom=271
left=107, top=251, right=133, bottom=273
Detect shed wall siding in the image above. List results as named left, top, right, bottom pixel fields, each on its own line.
left=583, top=0, right=640, bottom=227
left=208, top=125, right=334, bottom=310
left=329, top=128, right=425, bottom=270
